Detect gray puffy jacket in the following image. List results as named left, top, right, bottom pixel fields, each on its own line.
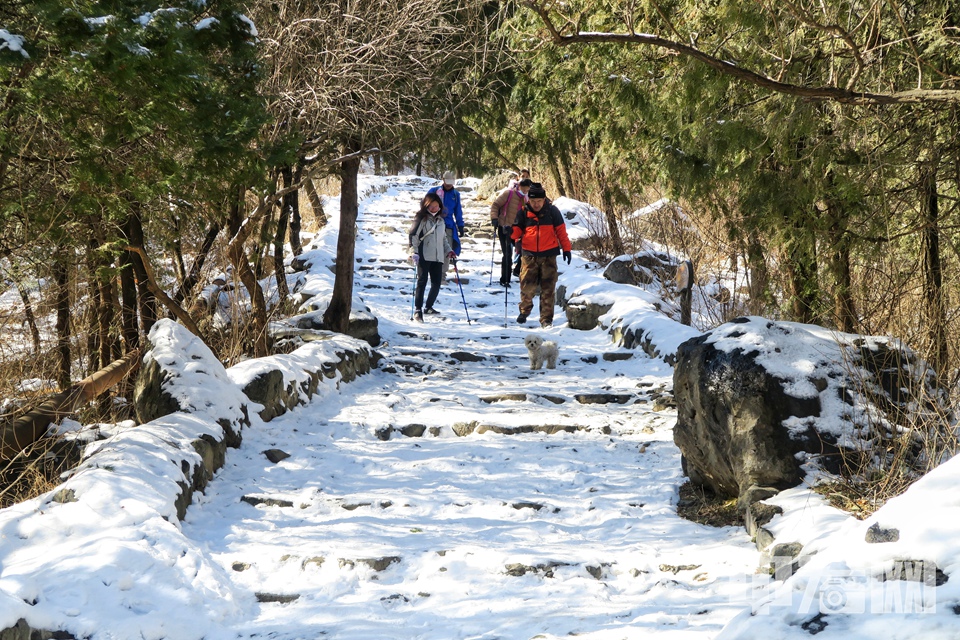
left=409, top=215, right=452, bottom=262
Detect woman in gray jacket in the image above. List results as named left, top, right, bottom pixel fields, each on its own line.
left=409, top=191, right=455, bottom=322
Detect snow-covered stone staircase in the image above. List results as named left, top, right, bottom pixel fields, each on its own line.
left=180, top=176, right=760, bottom=639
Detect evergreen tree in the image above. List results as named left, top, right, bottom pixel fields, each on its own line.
left=1, top=0, right=266, bottom=379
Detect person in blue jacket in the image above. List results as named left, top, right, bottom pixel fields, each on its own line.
left=427, top=171, right=464, bottom=282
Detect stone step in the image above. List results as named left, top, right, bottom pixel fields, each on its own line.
left=246, top=551, right=632, bottom=586
left=375, top=421, right=612, bottom=440
left=479, top=393, right=566, bottom=404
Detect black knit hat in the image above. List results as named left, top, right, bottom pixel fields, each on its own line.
left=528, top=182, right=546, bottom=198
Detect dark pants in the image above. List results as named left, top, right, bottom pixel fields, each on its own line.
left=519, top=254, right=559, bottom=324
left=415, top=260, right=443, bottom=310
left=497, top=225, right=514, bottom=284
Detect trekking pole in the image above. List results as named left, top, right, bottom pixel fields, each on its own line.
left=410, top=257, right=418, bottom=320
left=453, top=260, right=471, bottom=324
left=503, top=278, right=508, bottom=328
left=488, top=228, right=497, bottom=286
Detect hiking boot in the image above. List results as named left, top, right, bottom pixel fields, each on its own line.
left=540, top=320, right=553, bottom=328
left=414, top=309, right=423, bottom=322
left=516, top=313, right=528, bottom=324
left=424, top=307, right=440, bottom=315
left=499, top=278, right=511, bottom=288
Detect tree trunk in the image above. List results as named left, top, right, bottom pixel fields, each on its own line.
left=119, top=249, right=140, bottom=352
left=95, top=259, right=116, bottom=371
left=323, top=153, right=361, bottom=334
left=171, top=216, right=187, bottom=291
left=275, top=167, right=293, bottom=304
left=124, top=210, right=158, bottom=333
left=227, top=183, right=245, bottom=236
left=232, top=250, right=270, bottom=356
left=824, top=198, right=857, bottom=333
left=745, top=231, right=770, bottom=316
left=305, top=177, right=328, bottom=228
left=87, top=235, right=119, bottom=371
left=288, top=165, right=303, bottom=256
left=920, top=160, right=947, bottom=375
left=173, top=222, right=222, bottom=306
left=252, top=197, right=275, bottom=283
left=125, top=246, right=203, bottom=337
left=225, top=191, right=270, bottom=357
left=53, top=258, right=71, bottom=390
left=559, top=149, right=576, bottom=199
left=1, top=348, right=141, bottom=460
left=598, top=184, right=626, bottom=257
left=784, top=229, right=819, bottom=324
left=546, top=148, right=567, bottom=198
left=829, top=236, right=856, bottom=333
left=15, top=279, right=41, bottom=355
left=85, top=300, right=97, bottom=378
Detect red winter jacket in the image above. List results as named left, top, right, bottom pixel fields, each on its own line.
left=511, top=201, right=572, bottom=257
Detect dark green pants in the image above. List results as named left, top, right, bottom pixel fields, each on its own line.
left=519, top=254, right=558, bottom=324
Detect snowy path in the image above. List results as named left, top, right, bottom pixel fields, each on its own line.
left=182, top=177, right=761, bottom=639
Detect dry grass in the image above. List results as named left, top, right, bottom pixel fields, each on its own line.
left=0, top=437, right=84, bottom=509
left=676, top=481, right=743, bottom=527
left=812, top=481, right=888, bottom=520
left=808, top=340, right=959, bottom=519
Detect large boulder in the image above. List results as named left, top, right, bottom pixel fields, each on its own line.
left=603, top=251, right=678, bottom=286
left=475, top=170, right=515, bottom=201
left=674, top=317, right=950, bottom=506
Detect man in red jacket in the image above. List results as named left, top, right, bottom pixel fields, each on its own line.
left=510, top=183, right=572, bottom=327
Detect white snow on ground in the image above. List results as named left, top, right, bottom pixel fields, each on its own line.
left=722, top=452, right=960, bottom=640
left=1, top=172, right=959, bottom=638
left=178, top=174, right=761, bottom=639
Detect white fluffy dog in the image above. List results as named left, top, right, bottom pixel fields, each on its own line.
left=524, top=334, right=559, bottom=370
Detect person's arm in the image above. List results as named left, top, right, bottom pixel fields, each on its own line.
left=490, top=190, right=505, bottom=223
left=455, top=193, right=465, bottom=228
left=511, top=218, right=523, bottom=244
left=407, top=216, right=421, bottom=245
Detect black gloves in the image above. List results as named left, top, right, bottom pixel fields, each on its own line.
left=458, top=225, right=465, bottom=237
left=563, top=250, right=572, bottom=264
left=490, top=219, right=499, bottom=227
